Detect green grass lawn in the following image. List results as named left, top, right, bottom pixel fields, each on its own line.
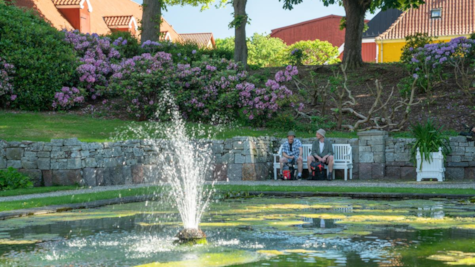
left=1, top=185, right=473, bottom=212
left=0, top=111, right=359, bottom=142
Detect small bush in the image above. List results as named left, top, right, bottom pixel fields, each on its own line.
left=0, top=167, right=33, bottom=191
left=0, top=4, right=77, bottom=110
left=409, top=119, right=451, bottom=170
left=400, top=33, right=433, bottom=63
left=287, top=40, right=340, bottom=65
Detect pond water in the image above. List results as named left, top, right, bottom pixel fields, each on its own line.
left=1, top=196, right=475, bottom=266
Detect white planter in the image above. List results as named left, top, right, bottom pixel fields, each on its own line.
left=416, top=147, right=445, bottom=182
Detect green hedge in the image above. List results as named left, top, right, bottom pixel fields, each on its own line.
left=0, top=4, right=77, bottom=110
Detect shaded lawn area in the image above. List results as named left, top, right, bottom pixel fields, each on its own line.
left=0, top=111, right=359, bottom=142
left=1, top=185, right=474, bottom=212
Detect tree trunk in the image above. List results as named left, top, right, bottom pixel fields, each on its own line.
left=342, top=0, right=370, bottom=69
left=233, top=0, right=248, bottom=69
left=141, top=0, right=162, bottom=43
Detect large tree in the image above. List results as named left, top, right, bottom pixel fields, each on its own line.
left=280, top=0, right=425, bottom=69
left=141, top=0, right=225, bottom=43
left=229, top=0, right=248, bottom=68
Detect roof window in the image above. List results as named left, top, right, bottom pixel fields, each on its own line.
left=431, top=9, right=441, bottom=19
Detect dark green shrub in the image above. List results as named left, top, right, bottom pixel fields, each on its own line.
left=409, top=119, right=451, bottom=170
left=0, top=167, right=33, bottom=190
left=0, top=4, right=78, bottom=110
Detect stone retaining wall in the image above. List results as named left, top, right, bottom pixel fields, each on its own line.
left=0, top=131, right=473, bottom=186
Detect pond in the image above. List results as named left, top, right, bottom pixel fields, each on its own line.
left=1, top=196, right=475, bottom=266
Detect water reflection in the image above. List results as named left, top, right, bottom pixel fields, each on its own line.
left=1, top=197, right=475, bottom=267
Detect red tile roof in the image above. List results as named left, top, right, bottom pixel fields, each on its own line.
left=52, top=0, right=82, bottom=5
left=103, top=15, right=133, bottom=27
left=179, top=33, right=215, bottom=48
left=377, top=0, right=475, bottom=40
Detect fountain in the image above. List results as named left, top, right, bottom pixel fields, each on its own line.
left=123, top=91, right=215, bottom=245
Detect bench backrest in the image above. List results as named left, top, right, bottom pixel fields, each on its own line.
left=277, top=144, right=312, bottom=160
left=333, top=144, right=352, bottom=163
left=277, top=143, right=351, bottom=163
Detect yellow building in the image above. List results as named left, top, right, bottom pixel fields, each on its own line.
left=375, top=0, right=475, bottom=63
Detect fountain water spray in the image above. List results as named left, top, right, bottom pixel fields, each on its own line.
left=121, top=91, right=216, bottom=244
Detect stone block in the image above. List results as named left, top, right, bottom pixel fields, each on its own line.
left=143, top=165, right=162, bottom=183
left=371, top=163, right=385, bottom=179
left=37, top=158, right=51, bottom=170
left=400, top=167, right=417, bottom=180
left=43, top=145, right=52, bottom=152
left=0, top=157, right=5, bottom=169
left=394, top=153, right=410, bottom=162
left=452, top=147, right=466, bottom=154
left=51, top=151, right=67, bottom=159
left=451, top=156, right=462, bottom=163
left=373, top=153, right=385, bottom=163
left=37, top=151, right=50, bottom=158
left=64, top=138, right=81, bottom=146
left=242, top=163, right=269, bottom=181
left=51, top=159, right=67, bottom=170
left=466, top=147, right=475, bottom=153
left=6, top=148, right=23, bottom=160
left=372, top=145, right=385, bottom=152
left=52, top=170, right=82, bottom=186
left=359, top=152, right=373, bottom=163
left=123, top=166, right=133, bottom=185
left=21, top=160, right=37, bottom=169
left=104, top=158, right=118, bottom=167
left=83, top=168, right=99, bottom=186
left=447, top=162, right=469, bottom=167
left=51, top=139, right=64, bottom=146
left=359, top=146, right=372, bottom=152
left=245, top=155, right=257, bottom=163
left=19, top=169, right=42, bottom=187
left=358, top=163, right=372, bottom=180
left=67, top=158, right=82, bottom=169
left=211, top=143, right=224, bottom=155
left=228, top=164, right=242, bottom=181
left=451, top=136, right=467, bottom=142
left=132, top=165, right=144, bottom=184
left=85, top=158, right=97, bottom=168
left=42, top=170, right=53, bottom=186
left=235, top=154, right=246, bottom=164
left=233, top=141, right=244, bottom=150
left=133, top=148, right=144, bottom=157
left=464, top=168, right=475, bottom=180
left=103, top=166, right=125, bottom=185
left=446, top=167, right=464, bottom=180
left=211, top=164, right=228, bottom=181
left=386, top=153, right=395, bottom=162
left=386, top=166, right=401, bottom=179
left=7, top=160, right=22, bottom=168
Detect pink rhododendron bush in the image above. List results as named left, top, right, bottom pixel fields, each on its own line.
left=59, top=31, right=302, bottom=124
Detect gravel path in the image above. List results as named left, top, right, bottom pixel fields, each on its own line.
left=1, top=180, right=474, bottom=203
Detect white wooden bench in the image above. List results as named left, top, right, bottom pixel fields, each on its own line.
left=273, top=143, right=353, bottom=180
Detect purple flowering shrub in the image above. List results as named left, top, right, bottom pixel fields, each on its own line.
left=172, top=58, right=247, bottom=121
left=108, top=52, right=302, bottom=123
left=406, top=37, right=475, bottom=95
left=64, top=31, right=121, bottom=99
left=237, top=65, right=300, bottom=123
left=52, top=87, right=85, bottom=110
left=108, top=53, right=174, bottom=120
left=0, top=57, right=16, bottom=107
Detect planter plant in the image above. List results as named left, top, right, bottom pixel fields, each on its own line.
left=410, top=119, right=451, bottom=181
